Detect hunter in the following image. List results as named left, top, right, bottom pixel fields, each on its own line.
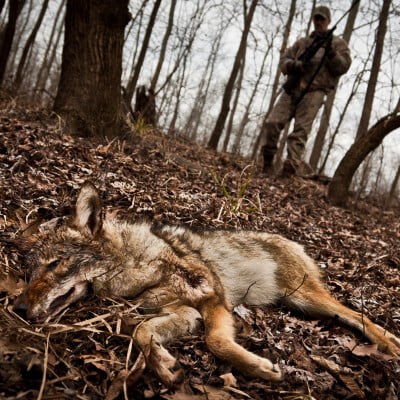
left=261, top=5, right=351, bottom=177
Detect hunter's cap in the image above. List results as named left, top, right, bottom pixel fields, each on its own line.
left=313, top=5, right=331, bottom=20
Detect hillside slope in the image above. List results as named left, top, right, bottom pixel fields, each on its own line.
left=0, top=106, right=399, bottom=399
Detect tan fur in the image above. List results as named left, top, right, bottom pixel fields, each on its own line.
left=15, top=183, right=400, bottom=386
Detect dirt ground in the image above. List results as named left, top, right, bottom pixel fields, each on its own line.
left=0, top=104, right=399, bottom=399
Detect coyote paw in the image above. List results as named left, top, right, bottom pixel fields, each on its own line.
left=253, top=358, right=282, bottom=382
left=150, top=344, right=183, bottom=387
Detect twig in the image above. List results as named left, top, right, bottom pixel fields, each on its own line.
left=241, top=281, right=258, bottom=302
left=280, top=273, right=308, bottom=299
left=37, top=333, right=50, bottom=400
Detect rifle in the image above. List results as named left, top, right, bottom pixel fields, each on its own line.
left=283, top=29, right=335, bottom=96
left=282, top=0, right=360, bottom=97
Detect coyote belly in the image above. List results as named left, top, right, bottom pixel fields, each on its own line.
left=14, top=183, right=400, bottom=388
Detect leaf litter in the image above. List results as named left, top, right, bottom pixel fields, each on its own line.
left=0, top=102, right=399, bottom=399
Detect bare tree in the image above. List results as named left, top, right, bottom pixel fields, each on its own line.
left=39, top=12, right=65, bottom=104
left=387, top=164, right=400, bottom=207
left=125, top=0, right=162, bottom=104
left=208, top=0, right=258, bottom=150
left=0, top=0, right=25, bottom=84
left=54, top=0, right=130, bottom=137
left=232, top=46, right=270, bottom=154
left=223, top=55, right=246, bottom=152
left=184, top=12, right=232, bottom=140
left=354, top=0, right=391, bottom=139
left=328, top=104, right=400, bottom=207
left=14, top=0, right=49, bottom=89
left=251, top=0, right=296, bottom=159
left=305, top=0, right=316, bottom=36
left=123, top=1, right=147, bottom=82
left=0, top=0, right=5, bottom=17
left=318, top=47, right=374, bottom=175
left=309, top=0, right=360, bottom=170
left=168, top=53, right=189, bottom=136
left=158, top=1, right=208, bottom=124
left=33, top=0, right=65, bottom=101
left=150, top=0, right=177, bottom=92
left=6, top=0, right=32, bottom=76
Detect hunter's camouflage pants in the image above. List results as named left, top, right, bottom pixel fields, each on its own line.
left=262, top=90, right=325, bottom=172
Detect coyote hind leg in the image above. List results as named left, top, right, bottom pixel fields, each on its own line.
left=134, top=304, right=201, bottom=386
left=200, top=297, right=282, bottom=381
left=283, top=280, right=400, bottom=357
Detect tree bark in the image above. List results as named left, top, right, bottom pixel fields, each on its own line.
left=125, top=0, right=162, bottom=104
left=328, top=111, right=400, bottom=207
left=0, top=0, right=25, bottom=84
left=207, top=0, right=258, bottom=150
left=34, top=0, right=65, bottom=100
left=354, top=0, right=391, bottom=139
left=309, top=0, right=360, bottom=170
left=54, top=0, right=130, bottom=138
left=40, top=12, right=65, bottom=104
left=150, top=0, right=176, bottom=92
left=223, top=55, right=245, bottom=152
left=387, top=164, right=400, bottom=207
left=0, top=0, right=5, bottom=16
left=14, top=0, right=49, bottom=89
left=234, top=48, right=269, bottom=154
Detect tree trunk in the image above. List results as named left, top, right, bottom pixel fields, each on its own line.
left=184, top=15, right=231, bottom=140
left=233, top=47, right=269, bottom=154
left=14, top=0, right=49, bottom=89
left=0, top=0, right=25, bottom=84
left=328, top=111, right=400, bottom=207
left=40, top=12, right=65, bottom=104
left=354, top=0, right=391, bottom=139
left=125, top=0, right=162, bottom=104
left=305, top=0, right=316, bottom=36
left=251, top=0, right=296, bottom=159
left=387, top=164, right=400, bottom=207
left=309, top=0, right=360, bottom=170
left=54, top=0, right=130, bottom=138
left=168, top=54, right=188, bottom=136
left=0, top=0, right=5, bottom=16
left=150, top=0, right=177, bottom=92
left=318, top=53, right=373, bottom=174
left=223, top=55, right=246, bottom=152
left=34, top=0, right=65, bottom=101
left=207, top=0, right=258, bottom=150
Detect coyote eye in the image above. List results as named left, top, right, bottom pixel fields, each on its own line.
left=47, top=259, right=61, bottom=271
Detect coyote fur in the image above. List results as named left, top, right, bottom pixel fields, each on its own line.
left=15, top=183, right=400, bottom=385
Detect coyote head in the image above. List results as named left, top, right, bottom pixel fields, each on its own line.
left=14, top=183, right=112, bottom=321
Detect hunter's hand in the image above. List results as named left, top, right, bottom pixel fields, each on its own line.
left=286, top=60, right=304, bottom=74
left=323, top=35, right=336, bottom=59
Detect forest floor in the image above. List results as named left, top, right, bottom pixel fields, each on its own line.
left=0, top=101, right=399, bottom=400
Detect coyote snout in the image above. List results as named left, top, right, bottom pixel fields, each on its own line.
left=14, top=182, right=400, bottom=386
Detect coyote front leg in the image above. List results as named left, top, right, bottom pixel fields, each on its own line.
left=200, top=297, right=282, bottom=381
left=134, top=304, right=201, bottom=386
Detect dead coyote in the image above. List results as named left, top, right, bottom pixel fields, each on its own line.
left=14, top=183, right=399, bottom=385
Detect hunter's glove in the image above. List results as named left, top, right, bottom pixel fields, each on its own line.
left=286, top=59, right=304, bottom=74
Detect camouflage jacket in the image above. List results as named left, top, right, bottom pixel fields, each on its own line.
left=280, top=31, right=351, bottom=93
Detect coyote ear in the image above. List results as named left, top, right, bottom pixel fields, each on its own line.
left=73, top=182, right=102, bottom=236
